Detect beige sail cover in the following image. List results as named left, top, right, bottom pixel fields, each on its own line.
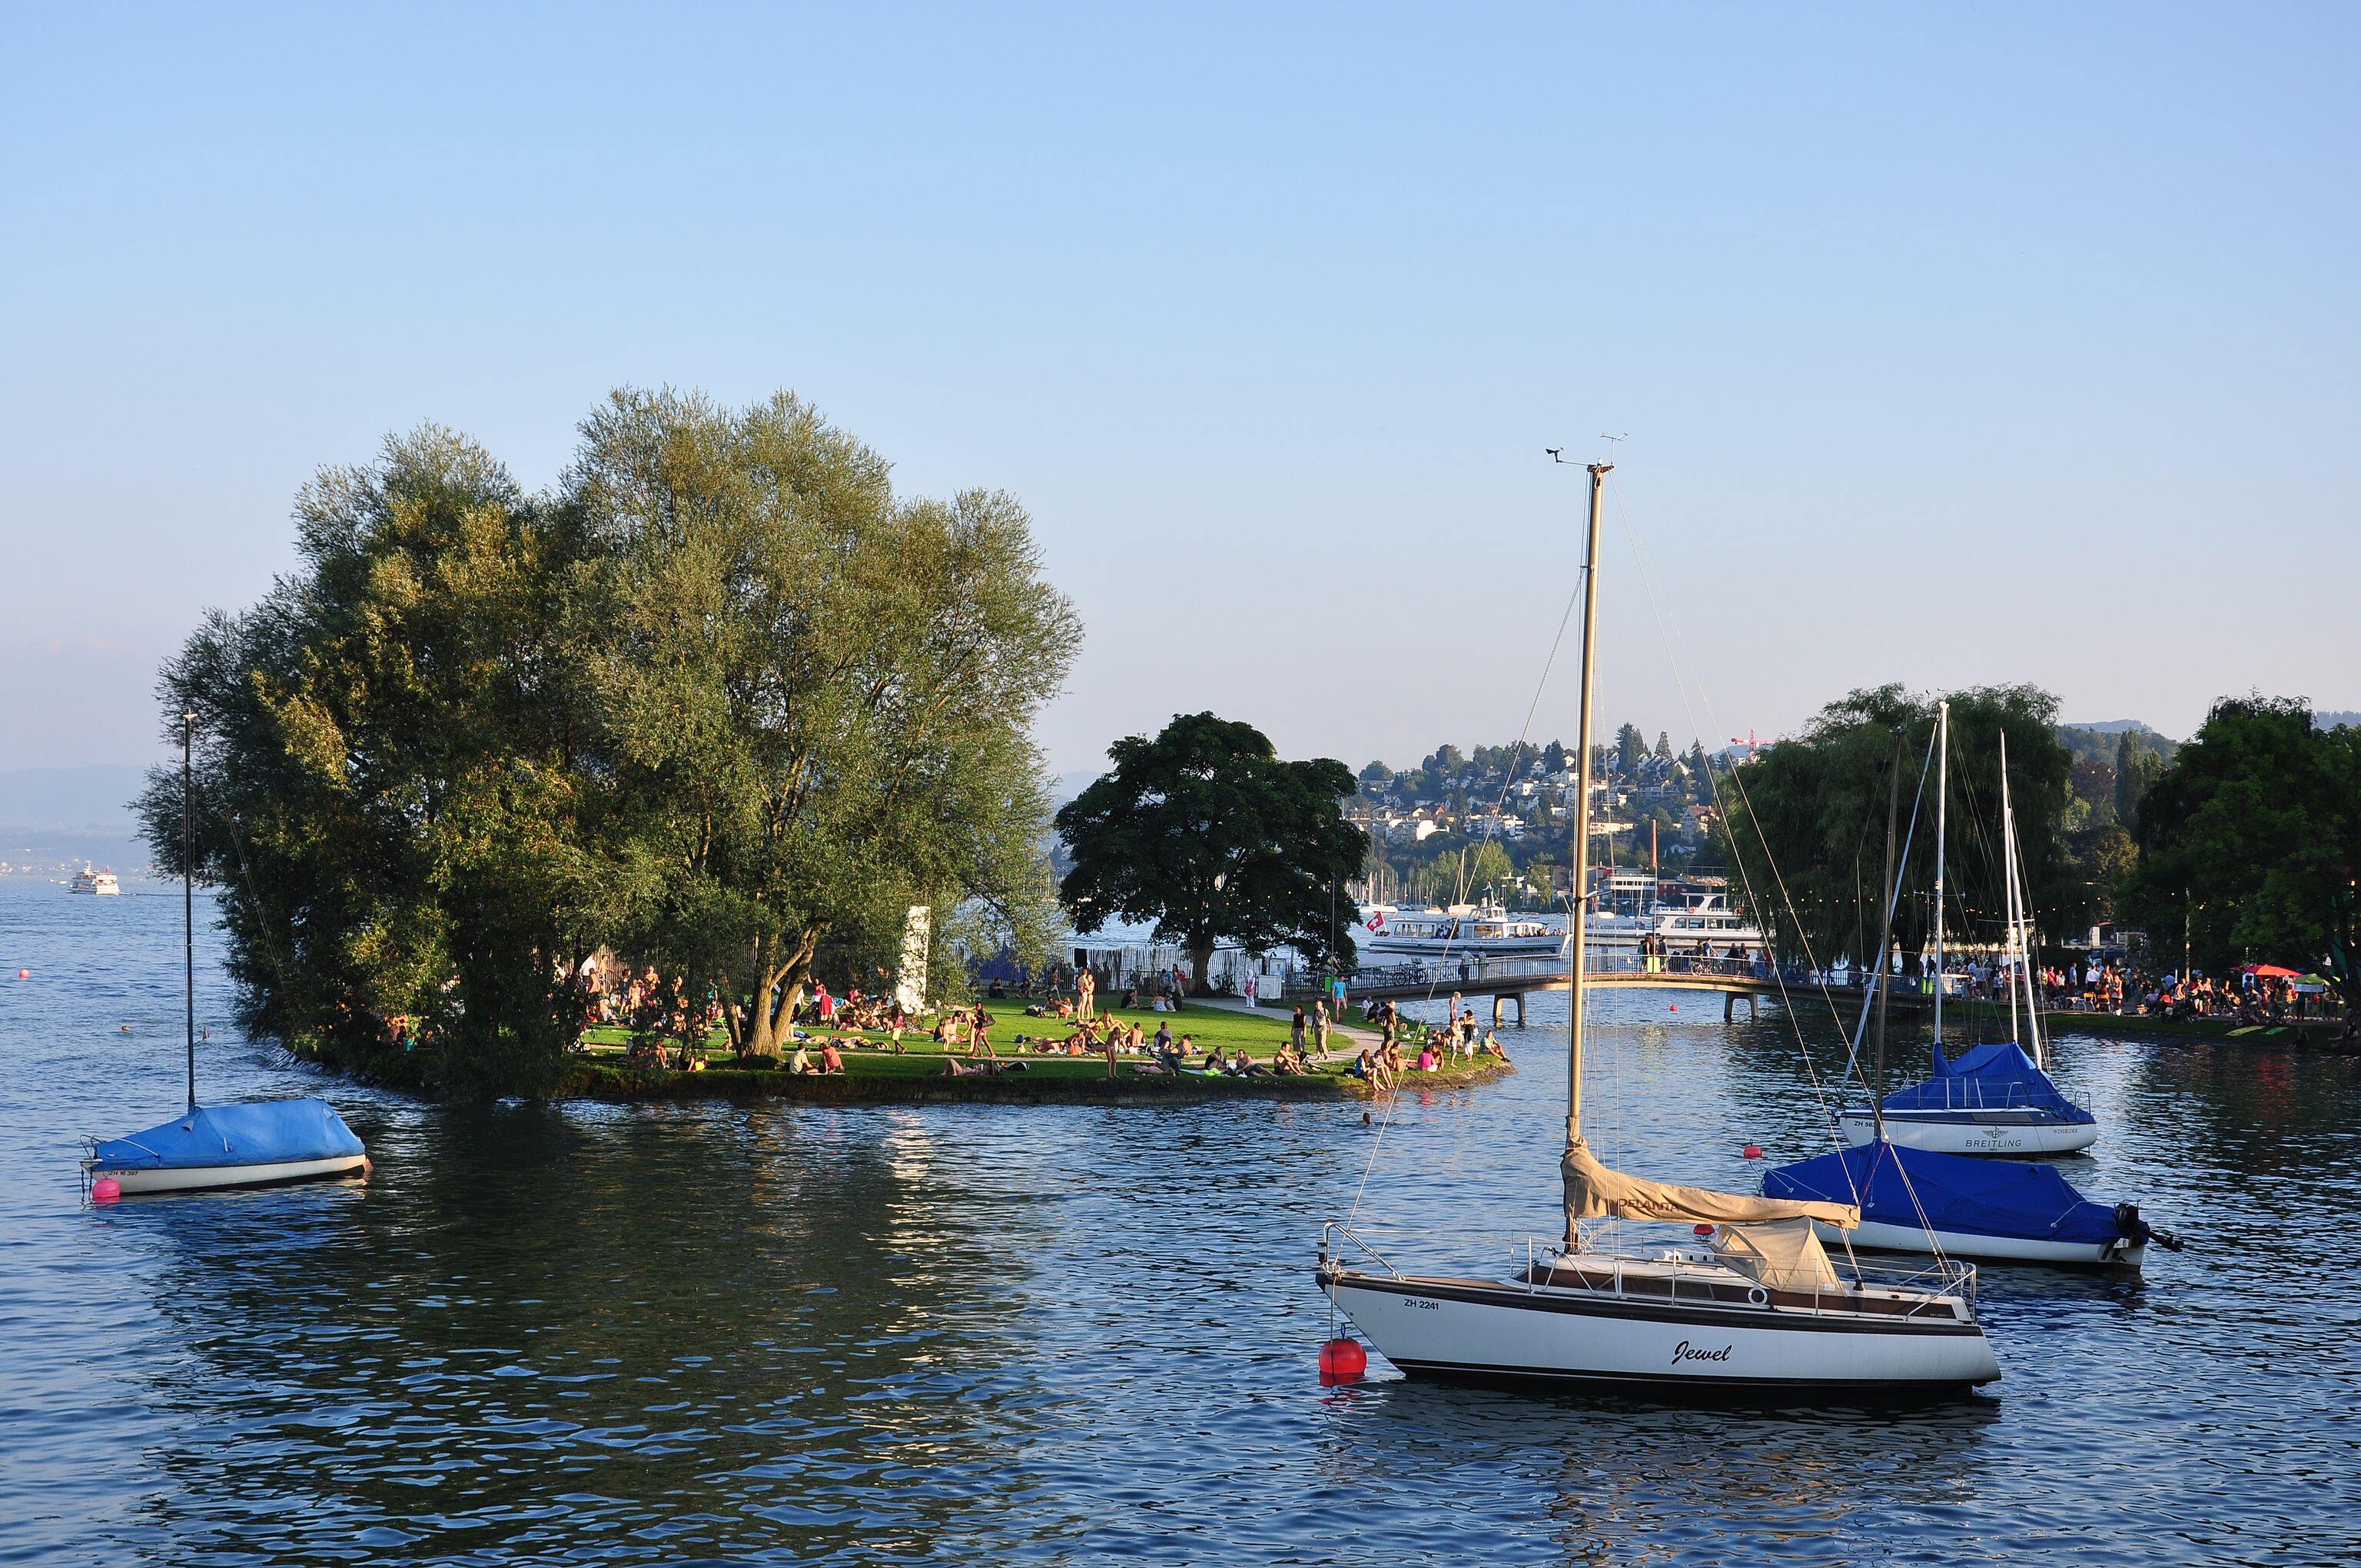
left=1710, top=1217, right=1845, bottom=1293
left=1561, top=1140, right=1860, bottom=1234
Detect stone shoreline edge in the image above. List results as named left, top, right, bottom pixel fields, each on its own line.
left=554, top=1058, right=1516, bottom=1105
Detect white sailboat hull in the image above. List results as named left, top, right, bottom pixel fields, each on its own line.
left=91, top=1153, right=368, bottom=1194
left=1325, top=1271, right=1998, bottom=1395
left=1828, top=1218, right=2143, bottom=1268
left=1839, top=1111, right=2099, bottom=1158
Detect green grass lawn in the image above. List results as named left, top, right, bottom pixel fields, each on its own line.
left=576, top=995, right=1390, bottom=1085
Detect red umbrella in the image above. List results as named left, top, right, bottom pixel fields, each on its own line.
left=2243, top=964, right=2304, bottom=978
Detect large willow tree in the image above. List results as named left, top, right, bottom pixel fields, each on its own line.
left=570, top=389, right=1077, bottom=1058
left=1714, top=684, right=2078, bottom=969
left=141, top=391, right=1075, bottom=1092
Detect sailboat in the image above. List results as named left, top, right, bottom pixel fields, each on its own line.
left=1772, top=706, right=2173, bottom=1267
left=83, top=711, right=368, bottom=1197
left=1317, top=460, right=1999, bottom=1397
left=1838, top=725, right=2097, bottom=1157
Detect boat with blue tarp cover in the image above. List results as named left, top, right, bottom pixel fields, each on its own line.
left=1841, top=1038, right=2100, bottom=1156
left=1766, top=1139, right=2177, bottom=1267
left=82, top=708, right=370, bottom=1197
left=85, top=1099, right=367, bottom=1194
left=1839, top=724, right=2100, bottom=1157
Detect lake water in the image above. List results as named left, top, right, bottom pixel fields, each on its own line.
left=3, top=879, right=2356, bottom=1565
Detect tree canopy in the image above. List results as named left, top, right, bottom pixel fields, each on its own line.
left=1054, top=713, right=1368, bottom=990
left=2117, top=696, right=2359, bottom=1022
left=140, top=391, right=1076, bottom=1095
left=1715, top=684, right=2078, bottom=968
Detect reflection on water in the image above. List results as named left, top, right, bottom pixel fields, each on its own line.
left=3, top=882, right=2359, bottom=1564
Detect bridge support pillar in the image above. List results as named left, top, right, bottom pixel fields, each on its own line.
left=1724, top=992, right=1756, bottom=1023
left=1492, top=994, right=1505, bottom=1028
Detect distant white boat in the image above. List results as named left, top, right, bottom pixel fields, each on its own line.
left=68, top=865, right=121, bottom=895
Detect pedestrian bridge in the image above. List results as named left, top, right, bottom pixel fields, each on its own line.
left=1280, top=952, right=1833, bottom=1025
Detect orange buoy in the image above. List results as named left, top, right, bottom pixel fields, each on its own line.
left=1742, top=1144, right=1763, bottom=1159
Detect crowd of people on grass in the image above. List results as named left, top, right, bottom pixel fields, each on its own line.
left=1345, top=996, right=1513, bottom=1091
left=1922, top=954, right=2345, bottom=1028
left=563, top=952, right=1439, bottom=1080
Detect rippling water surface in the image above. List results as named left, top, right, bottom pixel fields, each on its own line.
left=4, top=880, right=2357, bottom=1565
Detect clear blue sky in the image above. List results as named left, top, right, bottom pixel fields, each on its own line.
left=5, top=4, right=2354, bottom=776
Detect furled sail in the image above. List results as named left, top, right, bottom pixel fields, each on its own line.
left=1561, top=1139, right=1859, bottom=1236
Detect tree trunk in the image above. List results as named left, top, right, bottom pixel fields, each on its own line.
left=1189, top=937, right=1214, bottom=996
left=748, top=929, right=819, bottom=1057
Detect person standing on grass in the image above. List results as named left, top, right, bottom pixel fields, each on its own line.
left=1290, top=1005, right=1308, bottom=1052
left=1313, top=999, right=1331, bottom=1055
left=1078, top=965, right=1096, bottom=1022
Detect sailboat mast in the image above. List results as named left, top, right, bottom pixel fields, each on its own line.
left=1565, top=461, right=1611, bottom=1145
left=1932, top=701, right=1948, bottom=1049
left=1997, top=730, right=2050, bottom=1068
left=182, top=709, right=198, bottom=1114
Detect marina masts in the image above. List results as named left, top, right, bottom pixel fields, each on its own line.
left=1873, top=731, right=1904, bottom=1143
left=1566, top=462, right=1610, bottom=1153
left=1932, top=701, right=1948, bottom=1051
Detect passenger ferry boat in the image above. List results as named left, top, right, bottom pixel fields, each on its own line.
left=1362, top=899, right=1561, bottom=958
left=1619, top=887, right=1762, bottom=954
left=68, top=865, right=121, bottom=895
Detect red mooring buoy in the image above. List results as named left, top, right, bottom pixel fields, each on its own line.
left=1742, top=1144, right=1763, bottom=1160
left=1318, top=1337, right=1368, bottom=1385
left=1693, top=1223, right=1716, bottom=1238
left=91, top=1178, right=121, bottom=1204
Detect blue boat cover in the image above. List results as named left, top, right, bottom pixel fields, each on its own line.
left=90, top=1098, right=364, bottom=1172
left=1878, top=1040, right=2094, bottom=1122
left=1764, top=1141, right=2125, bottom=1245
left=1934, top=1040, right=2037, bottom=1078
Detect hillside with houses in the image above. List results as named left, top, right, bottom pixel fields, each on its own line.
left=1349, top=725, right=1730, bottom=908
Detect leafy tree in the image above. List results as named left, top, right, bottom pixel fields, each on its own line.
left=2119, top=697, right=2360, bottom=1027
left=1542, top=740, right=1567, bottom=774
left=1056, top=713, right=1369, bottom=990
left=1715, top=684, right=2077, bottom=968
left=140, top=427, right=617, bottom=1096
left=1466, top=839, right=1516, bottom=894
left=1655, top=730, right=1673, bottom=761
left=570, top=388, right=1077, bottom=1058
left=2114, top=729, right=2168, bottom=827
